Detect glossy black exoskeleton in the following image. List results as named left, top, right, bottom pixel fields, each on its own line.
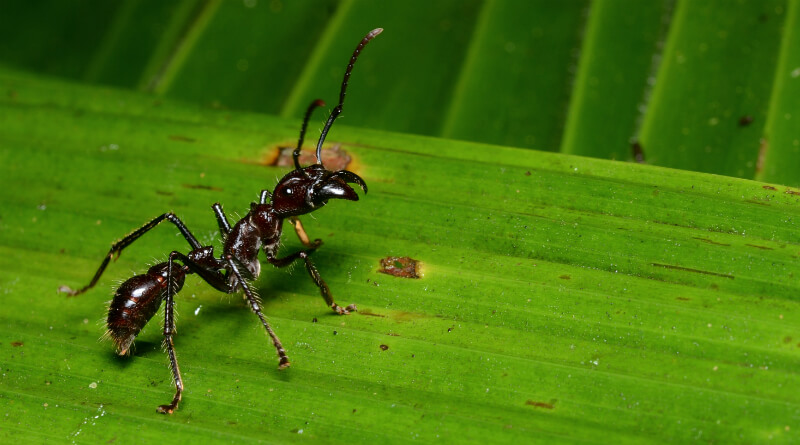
left=59, top=28, right=382, bottom=414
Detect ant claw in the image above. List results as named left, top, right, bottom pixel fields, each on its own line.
left=157, top=404, right=176, bottom=415
left=333, top=303, right=357, bottom=315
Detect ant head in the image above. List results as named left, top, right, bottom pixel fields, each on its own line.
left=271, top=164, right=367, bottom=217
left=270, top=28, right=380, bottom=218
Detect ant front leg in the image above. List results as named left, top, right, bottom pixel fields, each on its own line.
left=267, top=250, right=356, bottom=315
left=59, top=213, right=202, bottom=296
left=288, top=217, right=323, bottom=249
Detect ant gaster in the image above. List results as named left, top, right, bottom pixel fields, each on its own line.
left=58, top=28, right=383, bottom=414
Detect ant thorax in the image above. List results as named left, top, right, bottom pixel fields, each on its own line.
left=223, top=204, right=282, bottom=280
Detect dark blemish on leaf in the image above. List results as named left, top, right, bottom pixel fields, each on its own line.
left=352, top=409, right=357, bottom=413
left=763, top=185, right=777, bottom=191
left=379, top=344, right=389, bottom=351
left=559, top=274, right=571, bottom=280
left=632, top=141, right=645, bottom=164
left=169, top=135, right=196, bottom=143
left=784, top=336, right=792, bottom=343
left=525, top=400, right=555, bottom=409
left=693, top=237, right=730, bottom=246
left=358, top=309, right=386, bottom=318
left=739, top=115, right=754, bottom=127
left=785, top=189, right=800, bottom=196
left=447, top=326, right=453, bottom=332
left=651, top=263, right=734, bottom=279
left=379, top=256, right=421, bottom=278
left=745, top=244, right=773, bottom=251
left=333, top=330, right=338, bottom=335
left=155, top=190, right=174, bottom=196
left=182, top=184, right=223, bottom=192
left=756, top=139, right=768, bottom=174
left=11, top=341, right=23, bottom=347
left=524, top=171, right=531, bottom=176
left=312, top=317, right=318, bottom=323
left=386, top=333, right=400, bottom=337
left=270, top=144, right=353, bottom=172
left=675, top=297, right=690, bottom=301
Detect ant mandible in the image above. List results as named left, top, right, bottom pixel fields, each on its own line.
left=59, top=28, right=383, bottom=414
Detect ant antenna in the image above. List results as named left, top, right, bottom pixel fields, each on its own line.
left=315, top=28, right=383, bottom=165
left=294, top=99, right=326, bottom=170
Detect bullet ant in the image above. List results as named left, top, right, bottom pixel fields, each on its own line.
left=59, top=28, right=383, bottom=414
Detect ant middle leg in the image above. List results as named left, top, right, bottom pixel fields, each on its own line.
left=59, top=213, right=202, bottom=296
left=267, top=250, right=356, bottom=315
left=156, top=251, right=188, bottom=414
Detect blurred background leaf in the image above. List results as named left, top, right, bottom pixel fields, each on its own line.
left=2, top=0, right=799, bottom=183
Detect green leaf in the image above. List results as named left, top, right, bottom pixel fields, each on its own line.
left=638, top=0, right=786, bottom=177
left=759, top=0, right=800, bottom=185
left=3, top=1, right=800, bottom=184
left=561, top=0, right=672, bottom=159
left=2, top=69, right=800, bottom=443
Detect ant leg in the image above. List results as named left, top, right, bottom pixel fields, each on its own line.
left=267, top=250, right=356, bottom=315
left=226, top=256, right=291, bottom=369
left=211, top=203, right=231, bottom=237
left=288, top=217, right=322, bottom=248
left=60, top=213, right=202, bottom=296
left=157, top=252, right=185, bottom=414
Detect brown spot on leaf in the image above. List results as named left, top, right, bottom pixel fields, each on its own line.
left=756, top=138, right=769, bottom=174
left=785, top=189, right=800, bottom=196
left=559, top=274, right=571, bottom=280
left=745, top=244, right=773, bottom=251
left=358, top=309, right=386, bottom=318
left=739, top=115, right=754, bottom=127
left=693, top=237, right=730, bottom=246
left=271, top=144, right=353, bottom=172
left=632, top=141, right=645, bottom=164
left=525, top=400, right=555, bottom=409
left=675, top=297, right=690, bottom=301
left=11, top=341, right=23, bottom=347
left=182, top=184, right=223, bottom=192
left=379, top=256, right=421, bottom=278
left=379, top=344, right=389, bottom=351
left=651, top=263, right=734, bottom=279
left=169, top=135, right=196, bottom=142
left=763, top=185, right=777, bottom=191
left=784, top=336, right=792, bottom=343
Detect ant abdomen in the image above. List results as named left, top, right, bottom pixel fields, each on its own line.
left=107, top=262, right=186, bottom=355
